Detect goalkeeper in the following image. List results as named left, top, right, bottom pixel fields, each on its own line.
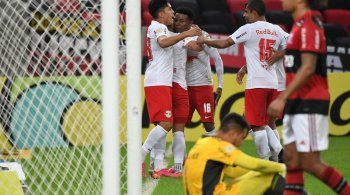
left=183, top=113, right=286, bottom=195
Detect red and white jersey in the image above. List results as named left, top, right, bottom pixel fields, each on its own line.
left=229, top=21, right=287, bottom=89
left=275, top=31, right=289, bottom=91
left=144, top=20, right=173, bottom=87
left=170, top=31, right=188, bottom=89
left=186, top=36, right=224, bottom=88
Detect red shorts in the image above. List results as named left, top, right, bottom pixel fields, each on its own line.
left=172, top=82, right=189, bottom=123
left=145, top=86, right=173, bottom=123
left=245, top=88, right=277, bottom=126
left=187, top=85, right=214, bottom=123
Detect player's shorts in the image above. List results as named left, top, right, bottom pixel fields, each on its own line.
left=187, top=85, right=214, bottom=123
left=245, top=88, right=277, bottom=126
left=172, top=82, right=189, bottom=123
left=282, top=114, right=329, bottom=152
left=144, top=86, right=173, bottom=123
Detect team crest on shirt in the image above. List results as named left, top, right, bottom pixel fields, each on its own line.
left=225, top=145, right=235, bottom=153
left=165, top=110, right=172, bottom=118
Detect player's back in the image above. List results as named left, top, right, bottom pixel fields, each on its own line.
left=184, top=137, right=241, bottom=195
left=144, top=20, right=173, bottom=87
left=231, top=21, right=287, bottom=89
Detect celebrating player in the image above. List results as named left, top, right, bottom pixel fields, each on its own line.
left=197, top=0, right=285, bottom=160
left=267, top=0, right=350, bottom=194
left=141, top=0, right=201, bottom=178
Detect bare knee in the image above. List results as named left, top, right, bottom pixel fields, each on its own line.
left=158, top=121, right=173, bottom=132
left=300, top=152, right=326, bottom=178
left=284, top=143, right=300, bottom=167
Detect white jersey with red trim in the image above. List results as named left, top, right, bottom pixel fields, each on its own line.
left=229, top=21, right=286, bottom=89
left=170, top=31, right=188, bottom=89
left=276, top=30, right=289, bottom=91
left=186, top=36, right=223, bottom=88
left=144, top=20, right=173, bottom=87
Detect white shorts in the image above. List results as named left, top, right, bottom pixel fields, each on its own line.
left=282, top=114, right=329, bottom=152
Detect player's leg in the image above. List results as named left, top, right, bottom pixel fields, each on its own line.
left=281, top=114, right=305, bottom=195
left=265, top=89, right=283, bottom=162
left=224, top=172, right=281, bottom=195
left=170, top=82, right=188, bottom=176
left=294, top=114, right=350, bottom=194
left=245, top=88, right=271, bottom=160
left=141, top=86, right=173, bottom=177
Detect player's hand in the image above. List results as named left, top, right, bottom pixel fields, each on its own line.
left=187, top=25, right=202, bottom=37
left=267, top=96, right=286, bottom=117
left=196, top=36, right=206, bottom=45
left=267, top=54, right=279, bottom=66
left=214, top=88, right=222, bottom=106
left=236, top=66, right=247, bottom=85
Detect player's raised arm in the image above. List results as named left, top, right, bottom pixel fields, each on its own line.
left=158, top=26, right=202, bottom=48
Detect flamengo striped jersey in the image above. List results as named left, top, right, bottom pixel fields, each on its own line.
left=144, top=20, right=173, bottom=87
left=284, top=11, right=330, bottom=115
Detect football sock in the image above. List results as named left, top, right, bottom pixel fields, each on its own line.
left=172, top=131, right=185, bottom=172
left=266, top=126, right=282, bottom=153
left=253, top=130, right=271, bottom=160
left=153, top=135, right=166, bottom=171
left=249, top=129, right=255, bottom=139
left=142, top=125, right=167, bottom=162
left=320, top=166, right=350, bottom=195
left=284, top=165, right=304, bottom=195
left=272, top=128, right=280, bottom=141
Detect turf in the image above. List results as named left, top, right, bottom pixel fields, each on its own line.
left=144, top=137, right=350, bottom=195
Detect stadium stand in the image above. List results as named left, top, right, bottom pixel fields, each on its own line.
left=264, top=0, right=283, bottom=11
left=266, top=11, right=294, bottom=32
left=196, top=0, right=229, bottom=12
left=323, top=9, right=350, bottom=35
left=201, top=11, right=234, bottom=34
left=169, top=0, right=202, bottom=24
left=323, top=23, right=348, bottom=42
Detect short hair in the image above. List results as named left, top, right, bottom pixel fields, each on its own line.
left=148, top=0, right=170, bottom=18
left=246, top=0, right=266, bottom=16
left=176, top=7, right=194, bottom=21
left=219, top=113, right=250, bottom=133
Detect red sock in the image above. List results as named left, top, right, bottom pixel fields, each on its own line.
left=320, top=166, right=350, bottom=195
left=284, top=165, right=304, bottom=195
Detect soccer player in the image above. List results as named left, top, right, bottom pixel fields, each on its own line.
left=186, top=28, right=224, bottom=136
left=267, top=0, right=350, bottom=194
left=197, top=0, right=285, bottom=160
left=142, top=0, right=201, bottom=178
left=183, top=113, right=287, bottom=195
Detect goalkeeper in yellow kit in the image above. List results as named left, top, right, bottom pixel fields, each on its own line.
left=183, top=113, right=287, bottom=195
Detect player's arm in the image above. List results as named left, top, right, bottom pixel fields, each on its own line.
left=224, top=165, right=250, bottom=178
left=197, top=36, right=235, bottom=49
left=204, top=46, right=223, bottom=105
left=268, top=53, right=317, bottom=117
left=158, top=26, right=202, bottom=48
left=267, top=50, right=285, bottom=66
left=236, top=65, right=247, bottom=85
left=233, top=152, right=286, bottom=174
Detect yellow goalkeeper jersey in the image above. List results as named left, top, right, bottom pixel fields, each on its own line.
left=183, top=137, right=285, bottom=195
left=183, top=137, right=242, bottom=195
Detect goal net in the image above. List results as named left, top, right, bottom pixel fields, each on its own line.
left=0, top=0, right=131, bottom=194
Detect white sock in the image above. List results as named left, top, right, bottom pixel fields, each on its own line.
left=265, top=126, right=282, bottom=154
left=273, top=128, right=280, bottom=141
left=153, top=136, right=166, bottom=171
left=172, top=131, right=185, bottom=172
left=141, top=125, right=167, bottom=162
left=249, top=129, right=255, bottom=139
left=253, top=130, right=271, bottom=160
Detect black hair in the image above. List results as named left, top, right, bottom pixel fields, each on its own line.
left=148, top=0, right=170, bottom=18
left=176, top=7, right=194, bottom=21
left=246, top=0, right=266, bottom=16
left=219, top=113, right=250, bottom=133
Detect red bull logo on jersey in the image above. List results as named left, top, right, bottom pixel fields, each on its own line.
left=256, top=29, right=278, bottom=37
left=165, top=110, right=172, bottom=118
